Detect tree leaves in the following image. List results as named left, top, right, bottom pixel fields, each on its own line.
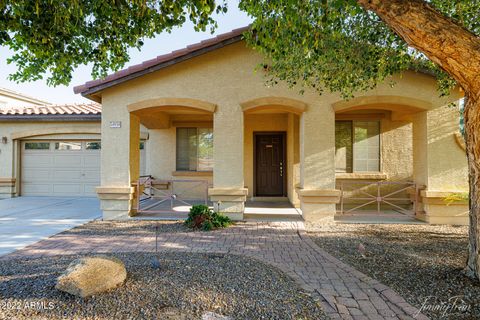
left=0, top=0, right=227, bottom=86
left=239, top=0, right=477, bottom=98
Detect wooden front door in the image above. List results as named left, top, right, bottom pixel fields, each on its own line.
left=255, top=133, right=285, bottom=196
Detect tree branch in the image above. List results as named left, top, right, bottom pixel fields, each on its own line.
left=356, top=0, right=480, bottom=96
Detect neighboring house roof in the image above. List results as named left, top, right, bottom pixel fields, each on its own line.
left=0, top=87, right=52, bottom=106
left=74, top=26, right=249, bottom=100
left=0, top=103, right=101, bottom=121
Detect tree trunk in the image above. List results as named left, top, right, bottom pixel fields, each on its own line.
left=464, top=95, right=480, bottom=278
left=355, top=0, right=480, bottom=280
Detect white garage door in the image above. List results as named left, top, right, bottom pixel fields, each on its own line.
left=21, top=141, right=101, bottom=197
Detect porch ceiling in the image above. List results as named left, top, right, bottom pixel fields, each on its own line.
left=243, top=105, right=304, bottom=114
left=131, top=106, right=213, bottom=129
left=241, top=97, right=308, bottom=115
left=335, top=103, right=426, bottom=121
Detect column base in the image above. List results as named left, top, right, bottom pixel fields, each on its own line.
left=0, top=178, right=16, bottom=199
left=208, top=188, right=248, bottom=221
left=417, top=190, right=469, bottom=225
left=296, top=188, right=341, bottom=223
left=96, top=186, right=135, bottom=220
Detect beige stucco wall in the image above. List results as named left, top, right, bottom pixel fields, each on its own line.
left=412, top=105, right=468, bottom=225
left=287, top=113, right=301, bottom=206
left=96, top=41, right=465, bottom=221
left=147, top=128, right=176, bottom=178
left=381, top=119, right=413, bottom=182
left=413, top=104, right=468, bottom=191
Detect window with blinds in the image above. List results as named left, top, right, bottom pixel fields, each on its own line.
left=176, top=127, right=213, bottom=171
left=335, top=121, right=380, bottom=173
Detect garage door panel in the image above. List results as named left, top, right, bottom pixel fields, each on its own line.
left=52, top=170, right=83, bottom=181
left=22, top=155, right=54, bottom=168
left=22, top=183, right=54, bottom=195
left=54, top=155, right=83, bottom=167
left=84, top=154, right=101, bottom=167
left=22, top=169, right=51, bottom=181
left=83, top=184, right=98, bottom=196
left=83, top=170, right=100, bottom=181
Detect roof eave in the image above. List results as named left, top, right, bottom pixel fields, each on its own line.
left=0, top=89, right=52, bottom=105
left=78, top=34, right=244, bottom=100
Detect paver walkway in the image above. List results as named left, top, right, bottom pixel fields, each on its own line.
left=1, top=221, right=427, bottom=320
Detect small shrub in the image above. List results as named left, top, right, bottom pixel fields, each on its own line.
left=185, top=205, right=232, bottom=231
left=444, top=192, right=469, bottom=205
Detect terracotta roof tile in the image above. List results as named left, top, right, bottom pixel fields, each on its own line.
left=0, top=103, right=101, bottom=116
left=74, top=25, right=250, bottom=96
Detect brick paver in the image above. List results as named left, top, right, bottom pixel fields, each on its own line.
left=1, top=221, right=428, bottom=320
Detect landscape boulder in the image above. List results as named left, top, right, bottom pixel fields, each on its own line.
left=202, top=312, right=232, bottom=320
left=56, top=256, right=127, bottom=298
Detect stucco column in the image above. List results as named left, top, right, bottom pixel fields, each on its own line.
left=296, top=103, right=340, bottom=222
left=287, top=113, right=300, bottom=206
left=96, top=100, right=140, bottom=220
left=209, top=103, right=247, bottom=220
left=412, top=105, right=469, bottom=225
left=0, top=139, right=18, bottom=199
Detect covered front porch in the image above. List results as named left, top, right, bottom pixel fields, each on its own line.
left=96, top=91, right=468, bottom=225
left=69, top=33, right=467, bottom=225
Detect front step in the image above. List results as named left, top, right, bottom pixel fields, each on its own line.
left=249, top=197, right=289, bottom=202
left=244, top=213, right=304, bottom=222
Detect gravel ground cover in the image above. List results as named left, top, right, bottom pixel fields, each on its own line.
left=0, top=221, right=326, bottom=320
left=309, top=223, right=480, bottom=319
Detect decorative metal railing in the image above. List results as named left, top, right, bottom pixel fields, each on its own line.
left=338, top=181, right=420, bottom=216
left=136, top=176, right=209, bottom=214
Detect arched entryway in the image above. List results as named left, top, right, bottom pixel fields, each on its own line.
left=240, top=97, right=306, bottom=214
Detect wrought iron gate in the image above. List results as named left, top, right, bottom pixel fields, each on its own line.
left=339, top=181, right=419, bottom=216
left=136, top=176, right=209, bottom=214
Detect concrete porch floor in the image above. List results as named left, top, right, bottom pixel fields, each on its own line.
left=244, top=201, right=303, bottom=221
left=132, top=198, right=303, bottom=221
left=133, top=198, right=423, bottom=224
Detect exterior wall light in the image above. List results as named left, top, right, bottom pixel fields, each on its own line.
left=1, top=136, right=7, bottom=144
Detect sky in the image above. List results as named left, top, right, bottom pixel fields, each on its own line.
left=0, top=1, right=252, bottom=105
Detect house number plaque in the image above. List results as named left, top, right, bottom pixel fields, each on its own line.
left=109, top=121, right=122, bottom=128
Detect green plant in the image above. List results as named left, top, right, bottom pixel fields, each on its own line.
left=444, top=192, right=469, bottom=206
left=185, top=204, right=232, bottom=231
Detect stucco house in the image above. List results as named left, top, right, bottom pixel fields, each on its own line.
left=72, top=27, right=469, bottom=224
left=0, top=87, right=51, bottom=108
left=2, top=26, right=468, bottom=225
